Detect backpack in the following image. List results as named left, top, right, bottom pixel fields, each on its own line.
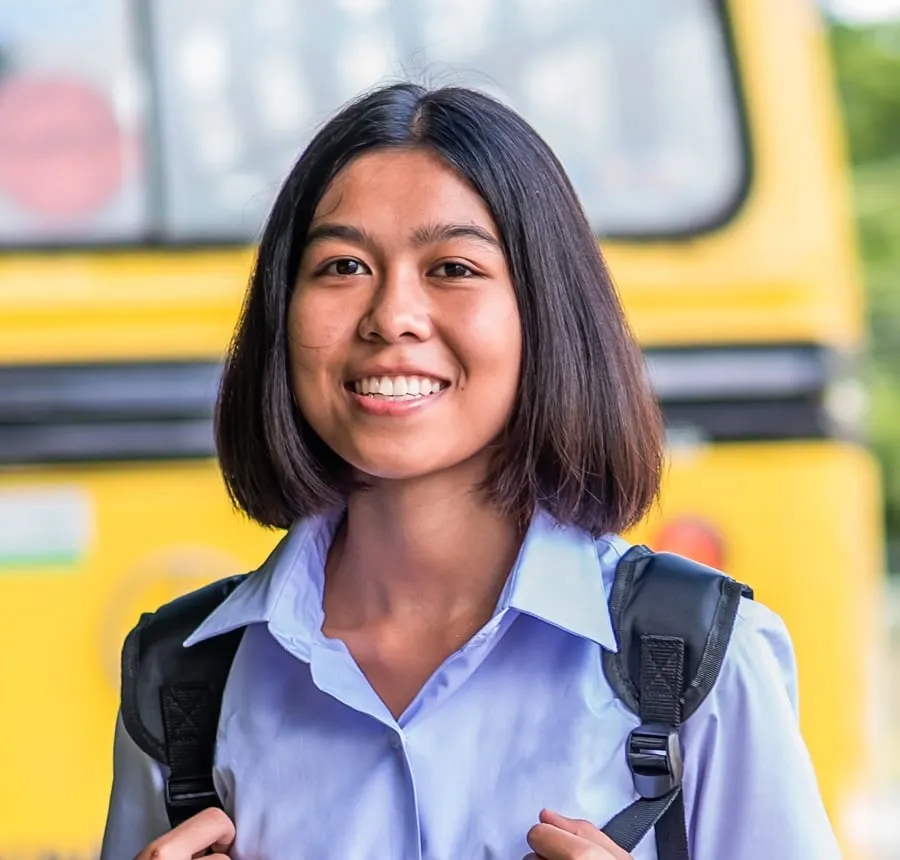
left=120, top=545, right=751, bottom=859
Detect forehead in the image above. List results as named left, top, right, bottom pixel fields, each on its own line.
left=313, top=148, right=497, bottom=230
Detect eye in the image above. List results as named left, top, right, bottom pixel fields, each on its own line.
left=432, top=261, right=476, bottom=279
left=321, top=258, right=370, bottom=276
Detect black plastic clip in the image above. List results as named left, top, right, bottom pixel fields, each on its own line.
left=165, top=775, right=220, bottom=811
left=626, top=722, right=683, bottom=800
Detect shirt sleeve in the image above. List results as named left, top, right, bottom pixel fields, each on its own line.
left=99, top=711, right=171, bottom=860
left=680, top=598, right=843, bottom=860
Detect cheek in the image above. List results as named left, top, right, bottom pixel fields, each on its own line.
left=288, top=293, right=354, bottom=363
left=460, top=295, right=522, bottom=386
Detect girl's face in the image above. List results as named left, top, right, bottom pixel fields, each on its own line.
left=288, top=148, right=522, bottom=484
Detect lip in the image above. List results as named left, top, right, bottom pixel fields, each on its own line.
left=348, top=385, right=447, bottom=417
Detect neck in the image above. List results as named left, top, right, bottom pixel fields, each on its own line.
left=324, top=462, right=525, bottom=631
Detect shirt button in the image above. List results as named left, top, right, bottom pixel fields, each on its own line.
left=388, top=732, right=403, bottom=750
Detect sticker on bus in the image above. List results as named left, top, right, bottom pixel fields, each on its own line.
left=0, top=486, right=93, bottom=570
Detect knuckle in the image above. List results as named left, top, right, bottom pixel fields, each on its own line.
left=572, top=818, right=596, bottom=836
left=201, top=806, right=231, bottom=824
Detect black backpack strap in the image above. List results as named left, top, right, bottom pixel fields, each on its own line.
left=600, top=546, right=752, bottom=858
left=120, top=573, right=249, bottom=827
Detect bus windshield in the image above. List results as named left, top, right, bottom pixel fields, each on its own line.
left=0, top=0, right=746, bottom=246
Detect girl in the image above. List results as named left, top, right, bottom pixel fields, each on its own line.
left=102, top=83, right=840, bottom=860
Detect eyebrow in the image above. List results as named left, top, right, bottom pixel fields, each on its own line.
left=304, top=221, right=503, bottom=252
left=410, top=222, right=503, bottom=251
left=304, top=223, right=373, bottom=248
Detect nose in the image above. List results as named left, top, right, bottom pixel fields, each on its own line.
left=358, top=264, right=432, bottom=344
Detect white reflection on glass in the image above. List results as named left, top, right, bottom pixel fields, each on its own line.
left=256, top=0, right=296, bottom=32
left=419, top=0, right=492, bottom=62
left=339, top=27, right=396, bottom=95
left=337, top=0, right=388, bottom=16
left=518, top=0, right=576, bottom=36
left=219, top=171, right=268, bottom=213
left=256, top=55, right=309, bottom=137
left=179, top=30, right=229, bottom=98
left=194, top=105, right=242, bottom=171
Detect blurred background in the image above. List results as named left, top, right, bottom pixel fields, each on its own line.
left=0, top=0, right=898, bottom=857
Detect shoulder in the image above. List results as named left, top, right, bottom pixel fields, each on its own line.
left=100, top=711, right=170, bottom=860
left=679, top=599, right=840, bottom=857
left=724, top=597, right=799, bottom=711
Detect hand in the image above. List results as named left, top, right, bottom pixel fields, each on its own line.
left=524, top=809, right=633, bottom=860
left=133, top=807, right=235, bottom=859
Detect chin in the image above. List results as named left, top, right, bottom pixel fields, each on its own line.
left=333, top=436, right=496, bottom=486
left=345, top=447, right=490, bottom=485
left=351, top=460, right=451, bottom=483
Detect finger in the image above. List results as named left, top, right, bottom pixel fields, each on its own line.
left=539, top=811, right=631, bottom=859
left=135, top=808, right=235, bottom=860
left=527, top=823, right=616, bottom=860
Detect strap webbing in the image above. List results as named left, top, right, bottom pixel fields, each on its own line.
left=601, top=789, right=681, bottom=852
left=160, top=682, right=224, bottom=826
left=640, top=636, right=684, bottom=727
left=642, top=636, right=690, bottom=860
left=601, top=635, right=691, bottom=858
left=655, top=789, right=690, bottom=860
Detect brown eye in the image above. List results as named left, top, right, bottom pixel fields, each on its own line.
left=434, top=262, right=474, bottom=279
left=323, top=258, right=370, bottom=276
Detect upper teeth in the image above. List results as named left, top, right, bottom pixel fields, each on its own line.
left=353, top=376, right=444, bottom=397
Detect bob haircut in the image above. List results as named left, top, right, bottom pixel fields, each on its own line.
left=216, top=82, right=664, bottom=536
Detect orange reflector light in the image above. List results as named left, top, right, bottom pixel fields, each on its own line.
left=652, top=519, right=725, bottom=570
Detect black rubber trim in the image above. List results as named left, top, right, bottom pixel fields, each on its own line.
left=0, top=361, right=220, bottom=464
left=662, top=398, right=838, bottom=443
left=0, top=342, right=851, bottom=465
left=683, top=577, right=745, bottom=718
left=604, top=546, right=646, bottom=714
left=122, top=613, right=168, bottom=763
left=0, top=420, right=216, bottom=464
left=0, top=362, right=221, bottom=421
left=644, top=344, right=834, bottom=401
left=646, top=343, right=857, bottom=443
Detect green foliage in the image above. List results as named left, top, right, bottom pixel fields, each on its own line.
left=829, top=23, right=900, bottom=556
left=831, top=24, right=900, bottom=164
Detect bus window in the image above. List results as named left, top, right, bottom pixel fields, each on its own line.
left=148, top=0, right=746, bottom=240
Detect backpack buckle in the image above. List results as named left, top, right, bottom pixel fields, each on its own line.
left=626, top=722, right=683, bottom=800
left=165, top=774, right=220, bottom=810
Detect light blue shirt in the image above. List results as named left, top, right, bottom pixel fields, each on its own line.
left=100, top=509, right=841, bottom=859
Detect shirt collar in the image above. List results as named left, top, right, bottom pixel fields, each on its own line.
left=184, top=507, right=623, bottom=653
left=500, top=509, right=621, bottom=651
left=183, top=508, right=341, bottom=648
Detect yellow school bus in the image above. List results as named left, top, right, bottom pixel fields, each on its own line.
left=0, top=0, right=883, bottom=856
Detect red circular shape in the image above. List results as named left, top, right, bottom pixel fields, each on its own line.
left=0, top=76, right=124, bottom=218
left=653, top=519, right=725, bottom=570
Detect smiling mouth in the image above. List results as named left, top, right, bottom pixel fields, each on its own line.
left=346, top=374, right=448, bottom=400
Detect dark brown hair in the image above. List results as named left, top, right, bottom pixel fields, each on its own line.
left=216, top=82, right=664, bottom=535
